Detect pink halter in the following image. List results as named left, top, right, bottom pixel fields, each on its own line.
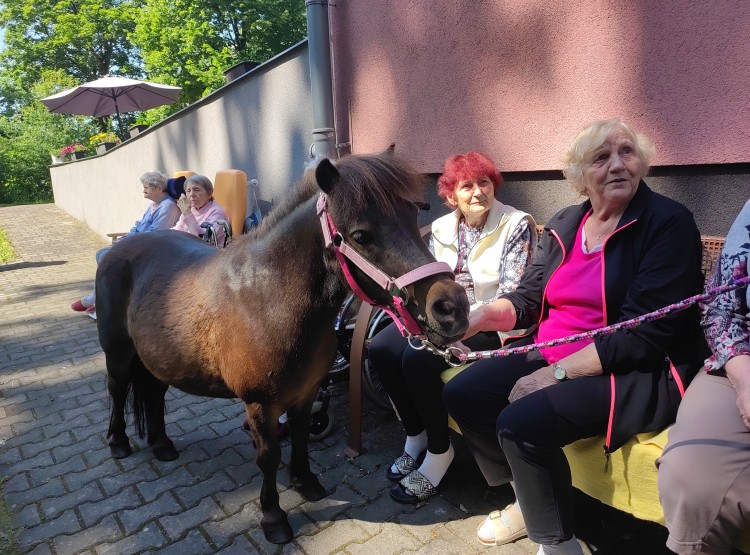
left=317, top=193, right=453, bottom=338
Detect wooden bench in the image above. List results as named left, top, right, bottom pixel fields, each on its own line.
left=346, top=232, right=750, bottom=552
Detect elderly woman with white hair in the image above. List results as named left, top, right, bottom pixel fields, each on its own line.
left=443, top=118, right=708, bottom=554
left=71, top=171, right=180, bottom=317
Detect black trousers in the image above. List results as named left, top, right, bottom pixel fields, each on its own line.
left=442, top=337, right=612, bottom=545
left=369, top=321, right=500, bottom=454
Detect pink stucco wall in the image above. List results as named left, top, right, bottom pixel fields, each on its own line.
left=330, top=1, right=750, bottom=173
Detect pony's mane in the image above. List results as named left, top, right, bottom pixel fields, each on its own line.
left=330, top=152, right=425, bottom=222
left=250, top=151, right=425, bottom=236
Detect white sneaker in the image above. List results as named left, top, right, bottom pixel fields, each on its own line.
left=87, top=311, right=97, bottom=320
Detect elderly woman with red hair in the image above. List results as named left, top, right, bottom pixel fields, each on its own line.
left=369, top=151, right=536, bottom=503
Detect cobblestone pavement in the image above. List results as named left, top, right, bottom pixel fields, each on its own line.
left=0, top=204, right=670, bottom=555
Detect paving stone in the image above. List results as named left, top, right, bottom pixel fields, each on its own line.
left=94, top=523, right=167, bottom=555
left=157, top=496, right=223, bottom=541
left=51, top=433, right=107, bottom=463
left=16, top=508, right=81, bottom=548
left=200, top=501, right=264, bottom=549
left=64, top=461, right=111, bottom=491
left=6, top=476, right=65, bottom=512
left=214, top=475, right=263, bottom=514
left=21, top=542, right=54, bottom=555
left=10, top=502, right=42, bottom=529
left=98, top=462, right=159, bottom=496
left=21, top=431, right=73, bottom=459
left=52, top=515, right=121, bottom=555
left=346, top=521, right=422, bottom=555
left=2, top=470, right=30, bottom=493
left=173, top=469, right=236, bottom=507
left=294, top=519, right=371, bottom=554
left=186, top=447, right=244, bottom=479
left=145, top=528, right=214, bottom=555
left=301, top=483, right=367, bottom=524
left=213, top=534, right=257, bottom=555
left=118, top=491, right=183, bottom=535
left=78, top=486, right=141, bottom=527
left=137, top=466, right=196, bottom=503
left=41, top=480, right=103, bottom=520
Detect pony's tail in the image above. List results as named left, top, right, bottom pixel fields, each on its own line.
left=129, top=369, right=148, bottom=440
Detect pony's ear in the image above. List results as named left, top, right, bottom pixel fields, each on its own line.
left=385, top=143, right=396, bottom=154
left=315, top=158, right=340, bottom=194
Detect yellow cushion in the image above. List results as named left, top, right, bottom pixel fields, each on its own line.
left=441, top=364, right=750, bottom=551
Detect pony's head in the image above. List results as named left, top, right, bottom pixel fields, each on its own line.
left=314, top=149, right=469, bottom=346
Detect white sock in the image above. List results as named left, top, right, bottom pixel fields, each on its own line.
left=417, top=443, right=454, bottom=486
left=392, top=431, right=427, bottom=473
left=537, top=536, right=583, bottom=555
left=82, top=292, right=96, bottom=307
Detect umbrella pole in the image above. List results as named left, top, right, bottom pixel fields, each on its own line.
left=114, top=99, right=124, bottom=140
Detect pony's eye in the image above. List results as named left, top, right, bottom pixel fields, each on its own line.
left=350, top=230, right=372, bottom=245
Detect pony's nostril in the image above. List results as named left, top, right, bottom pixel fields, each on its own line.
left=432, top=299, right=456, bottom=318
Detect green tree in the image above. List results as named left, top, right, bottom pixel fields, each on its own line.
left=132, top=0, right=306, bottom=111
left=0, top=0, right=142, bottom=85
left=0, top=70, right=97, bottom=205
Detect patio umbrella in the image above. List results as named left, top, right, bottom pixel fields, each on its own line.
left=41, top=75, right=182, bottom=132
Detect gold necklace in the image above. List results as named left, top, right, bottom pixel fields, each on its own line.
left=589, top=218, right=618, bottom=240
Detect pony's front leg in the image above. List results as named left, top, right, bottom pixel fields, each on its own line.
left=106, top=372, right=133, bottom=459
left=246, top=404, right=292, bottom=545
left=287, top=393, right=327, bottom=501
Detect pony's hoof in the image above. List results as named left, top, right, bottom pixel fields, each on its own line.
left=291, top=475, right=328, bottom=501
left=109, top=443, right=132, bottom=459
left=152, top=441, right=179, bottom=461
left=261, top=516, right=293, bottom=544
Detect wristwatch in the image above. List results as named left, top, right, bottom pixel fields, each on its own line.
left=552, top=362, right=568, bottom=382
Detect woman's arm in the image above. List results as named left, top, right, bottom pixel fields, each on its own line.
left=493, top=218, right=534, bottom=298
left=509, top=343, right=603, bottom=401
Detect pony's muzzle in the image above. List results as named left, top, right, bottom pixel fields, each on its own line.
left=422, top=280, right=470, bottom=345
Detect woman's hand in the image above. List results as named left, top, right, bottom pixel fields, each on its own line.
left=177, top=194, right=191, bottom=215
left=509, top=366, right=558, bottom=402
left=463, top=299, right=517, bottom=340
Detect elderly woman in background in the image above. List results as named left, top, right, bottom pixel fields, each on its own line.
left=657, top=198, right=750, bottom=554
left=173, top=174, right=228, bottom=246
left=443, top=119, right=708, bottom=554
left=71, top=171, right=180, bottom=317
left=369, top=151, right=536, bottom=504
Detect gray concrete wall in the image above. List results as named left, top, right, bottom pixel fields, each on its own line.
left=50, top=42, right=313, bottom=241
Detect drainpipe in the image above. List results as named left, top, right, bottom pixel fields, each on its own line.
left=306, top=0, right=337, bottom=160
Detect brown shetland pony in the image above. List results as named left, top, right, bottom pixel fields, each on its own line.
left=95, top=150, right=470, bottom=544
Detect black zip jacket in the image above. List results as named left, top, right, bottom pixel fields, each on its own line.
left=503, top=182, right=709, bottom=452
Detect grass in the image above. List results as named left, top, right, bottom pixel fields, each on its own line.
left=0, top=477, right=18, bottom=555
left=0, top=229, right=17, bottom=263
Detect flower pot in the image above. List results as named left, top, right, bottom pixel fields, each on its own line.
left=128, top=124, right=149, bottom=139
left=50, top=154, right=65, bottom=164
left=71, top=151, right=86, bottom=160
left=95, top=142, right=116, bottom=155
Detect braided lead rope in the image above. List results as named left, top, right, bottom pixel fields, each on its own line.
left=457, top=276, right=750, bottom=363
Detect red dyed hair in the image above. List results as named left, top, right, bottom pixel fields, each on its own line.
left=437, top=151, right=503, bottom=201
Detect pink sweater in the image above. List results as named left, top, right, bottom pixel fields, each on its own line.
left=537, top=214, right=605, bottom=363
left=172, top=199, right=228, bottom=246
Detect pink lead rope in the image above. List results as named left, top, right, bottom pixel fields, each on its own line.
left=457, top=276, right=750, bottom=364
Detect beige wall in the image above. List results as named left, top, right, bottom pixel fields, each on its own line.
left=331, top=1, right=750, bottom=173
left=51, top=42, right=313, bottom=241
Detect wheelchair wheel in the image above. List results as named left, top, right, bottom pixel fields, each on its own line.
left=309, top=402, right=335, bottom=441
left=362, top=308, right=396, bottom=412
